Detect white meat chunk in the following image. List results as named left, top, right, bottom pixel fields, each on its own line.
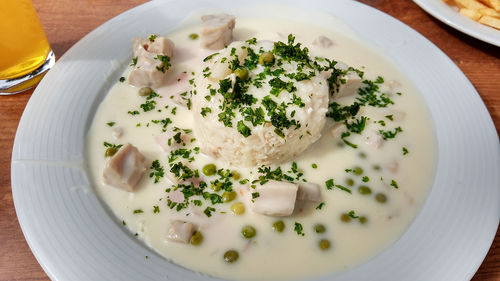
left=251, top=180, right=298, bottom=217
left=167, top=220, right=195, bottom=243
left=200, top=14, right=236, bottom=50
left=133, top=36, right=174, bottom=58
left=154, top=127, right=192, bottom=154
left=129, top=36, right=175, bottom=88
left=129, top=48, right=169, bottom=88
left=102, top=143, right=148, bottom=192
left=335, top=70, right=362, bottom=98
left=297, top=182, right=321, bottom=202
left=312, top=36, right=333, bottom=48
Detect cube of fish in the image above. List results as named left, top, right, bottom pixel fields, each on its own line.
left=102, top=143, right=148, bottom=192
left=167, top=220, right=195, bottom=243
left=200, top=14, right=236, bottom=50
left=129, top=48, right=169, bottom=88
left=297, top=182, right=321, bottom=202
left=133, top=36, right=174, bottom=57
left=251, top=180, right=298, bottom=217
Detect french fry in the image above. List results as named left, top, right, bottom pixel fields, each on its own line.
left=455, top=0, right=488, bottom=10
left=478, top=0, right=500, bottom=11
left=444, top=0, right=500, bottom=29
left=478, top=15, right=500, bottom=29
left=460, top=8, right=483, bottom=20
left=479, top=7, right=500, bottom=18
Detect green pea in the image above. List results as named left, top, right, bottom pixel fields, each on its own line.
left=241, top=225, right=256, bottom=239
left=190, top=231, right=203, bottom=245
left=222, top=191, right=237, bottom=202
left=345, top=178, right=354, bottom=187
left=202, top=164, right=217, bottom=176
left=359, top=216, right=368, bottom=224
left=318, top=239, right=331, bottom=250
left=358, top=185, right=372, bottom=195
left=375, top=193, right=387, bottom=204
left=233, top=68, right=249, bottom=81
left=314, top=224, right=326, bottom=234
left=231, top=170, right=241, bottom=180
left=340, top=213, right=351, bottom=223
left=230, top=202, right=245, bottom=215
left=138, top=87, right=153, bottom=96
left=272, top=220, right=285, bottom=232
left=105, top=147, right=118, bottom=157
left=189, top=33, right=199, bottom=40
left=223, top=250, right=239, bottom=263
left=353, top=166, right=363, bottom=175
left=258, top=52, right=274, bottom=65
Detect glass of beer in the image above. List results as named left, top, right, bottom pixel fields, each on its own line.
left=0, top=0, right=55, bottom=95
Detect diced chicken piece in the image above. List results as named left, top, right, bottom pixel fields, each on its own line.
left=103, top=143, right=148, bottom=192
left=133, top=36, right=175, bottom=58
left=297, top=182, right=322, bottom=202
left=335, top=70, right=362, bottom=98
left=167, top=220, right=195, bottom=243
left=200, top=14, right=236, bottom=50
left=154, top=127, right=192, bottom=153
left=251, top=180, right=298, bottom=217
left=112, top=127, right=123, bottom=140
left=364, top=129, right=384, bottom=149
left=312, top=36, right=333, bottom=48
left=129, top=48, right=169, bottom=88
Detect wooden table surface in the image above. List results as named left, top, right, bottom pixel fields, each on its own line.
left=1, top=0, right=499, bottom=280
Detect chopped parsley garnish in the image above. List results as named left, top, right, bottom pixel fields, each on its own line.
left=203, top=52, right=219, bottom=62
left=312, top=163, right=318, bottom=169
left=385, top=115, right=394, bottom=121
left=122, top=220, right=126, bottom=226
left=149, top=160, right=164, bottom=183
left=107, top=122, right=115, bottom=127
left=341, top=132, right=358, bottom=149
left=335, top=184, right=352, bottom=194
left=119, top=77, right=125, bottom=82
left=402, top=147, right=409, bottom=155
left=153, top=205, right=160, bottom=213
left=128, top=110, right=140, bottom=115
left=345, top=116, right=367, bottom=134
left=140, top=100, right=156, bottom=112
left=362, top=176, right=370, bottom=182
left=131, top=56, right=138, bottom=66
left=348, top=210, right=360, bottom=219
left=379, top=126, right=403, bottom=140
left=155, top=55, right=171, bottom=73
left=391, top=179, right=399, bottom=189
left=237, top=120, right=251, bottom=137
left=294, top=222, right=305, bottom=236
left=200, top=107, right=212, bottom=117
left=133, top=209, right=144, bottom=214
left=148, top=34, right=158, bottom=42
left=204, top=206, right=216, bottom=217
left=316, top=202, right=325, bottom=210
left=325, top=179, right=335, bottom=190
left=246, top=38, right=257, bottom=45
left=251, top=192, right=260, bottom=199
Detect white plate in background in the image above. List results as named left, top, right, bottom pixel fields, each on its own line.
left=414, top=0, right=500, bottom=46
left=11, top=0, right=500, bottom=280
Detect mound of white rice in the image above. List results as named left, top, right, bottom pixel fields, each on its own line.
left=192, top=40, right=329, bottom=167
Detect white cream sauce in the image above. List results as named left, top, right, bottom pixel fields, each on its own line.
left=87, top=18, right=436, bottom=281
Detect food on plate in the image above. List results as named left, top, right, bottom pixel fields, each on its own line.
left=87, top=13, right=436, bottom=281
left=444, top=0, right=500, bottom=29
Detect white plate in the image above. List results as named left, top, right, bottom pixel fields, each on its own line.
left=413, top=0, right=500, bottom=46
left=11, top=0, right=500, bottom=280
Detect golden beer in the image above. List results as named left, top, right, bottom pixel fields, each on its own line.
left=0, top=0, right=53, bottom=93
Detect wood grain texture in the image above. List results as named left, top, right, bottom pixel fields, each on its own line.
left=0, top=0, right=498, bottom=280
